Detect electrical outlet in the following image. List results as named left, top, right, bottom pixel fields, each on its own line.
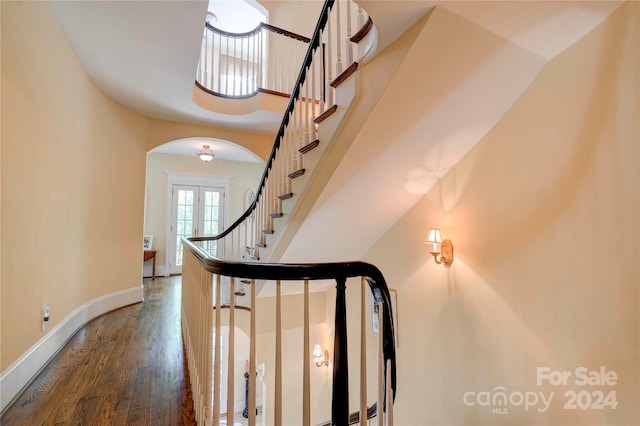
left=42, top=306, right=51, bottom=331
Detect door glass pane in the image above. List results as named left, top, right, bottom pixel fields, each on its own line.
left=175, top=188, right=196, bottom=266
left=202, top=190, right=221, bottom=256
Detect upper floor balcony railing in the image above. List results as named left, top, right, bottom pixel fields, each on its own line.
left=195, top=4, right=373, bottom=99
left=196, top=22, right=310, bottom=98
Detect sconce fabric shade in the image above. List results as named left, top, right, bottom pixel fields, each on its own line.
left=425, top=227, right=454, bottom=266
left=197, top=145, right=215, bottom=162
left=425, top=227, right=443, bottom=254
left=313, top=344, right=323, bottom=359
left=313, top=344, right=329, bottom=367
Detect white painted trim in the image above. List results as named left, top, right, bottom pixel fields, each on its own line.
left=0, top=285, right=144, bottom=413
left=142, top=265, right=169, bottom=278
left=165, top=172, right=231, bottom=275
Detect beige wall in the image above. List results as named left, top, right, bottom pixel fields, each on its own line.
left=1, top=1, right=148, bottom=370
left=363, top=2, right=639, bottom=425
left=261, top=0, right=323, bottom=39
left=144, top=152, right=264, bottom=271
left=147, top=118, right=273, bottom=161
left=255, top=290, right=332, bottom=425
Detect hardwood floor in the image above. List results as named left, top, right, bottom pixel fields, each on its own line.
left=1, top=276, right=196, bottom=425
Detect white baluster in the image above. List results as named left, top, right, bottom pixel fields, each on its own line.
left=225, top=35, right=230, bottom=95
left=320, top=41, right=326, bottom=115
left=217, top=32, right=222, bottom=93
left=275, top=280, right=282, bottom=425
left=311, top=48, right=317, bottom=126
left=249, top=279, right=257, bottom=426
left=233, top=37, right=238, bottom=96
left=327, top=14, right=334, bottom=106
left=335, top=0, right=343, bottom=75
left=227, top=278, right=236, bottom=424
left=346, top=0, right=353, bottom=65
left=214, top=274, right=222, bottom=425
left=304, top=75, right=310, bottom=145
left=303, top=280, right=310, bottom=426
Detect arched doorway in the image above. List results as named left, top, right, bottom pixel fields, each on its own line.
left=143, top=137, right=264, bottom=277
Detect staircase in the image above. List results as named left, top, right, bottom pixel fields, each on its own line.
left=182, top=2, right=397, bottom=426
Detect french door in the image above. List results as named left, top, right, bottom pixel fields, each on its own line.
left=169, top=185, right=225, bottom=274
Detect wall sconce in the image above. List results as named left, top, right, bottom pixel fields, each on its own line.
left=312, top=344, right=329, bottom=367
left=425, top=228, right=454, bottom=266
left=197, top=145, right=215, bottom=162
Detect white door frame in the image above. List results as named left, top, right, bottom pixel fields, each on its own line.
left=165, top=172, right=231, bottom=275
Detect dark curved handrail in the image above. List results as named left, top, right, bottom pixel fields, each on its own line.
left=184, top=237, right=397, bottom=404
left=195, top=80, right=289, bottom=100
left=205, top=21, right=311, bottom=43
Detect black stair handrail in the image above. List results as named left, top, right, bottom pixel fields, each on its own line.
left=191, top=0, right=336, bottom=244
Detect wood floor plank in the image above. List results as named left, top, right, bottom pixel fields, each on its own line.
left=1, top=277, right=192, bottom=426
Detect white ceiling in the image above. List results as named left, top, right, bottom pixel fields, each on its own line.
left=47, top=0, right=285, bottom=134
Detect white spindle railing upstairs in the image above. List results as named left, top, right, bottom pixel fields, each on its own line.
left=183, top=1, right=393, bottom=426
left=196, top=22, right=310, bottom=98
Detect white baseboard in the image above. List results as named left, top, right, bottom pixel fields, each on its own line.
left=142, top=265, right=169, bottom=278
left=0, top=285, right=144, bottom=413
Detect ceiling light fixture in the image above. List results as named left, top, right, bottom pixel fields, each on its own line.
left=197, top=145, right=215, bottom=162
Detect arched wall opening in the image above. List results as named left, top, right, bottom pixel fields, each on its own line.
left=143, top=137, right=265, bottom=277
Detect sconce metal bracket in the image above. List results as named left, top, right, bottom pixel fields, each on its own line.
left=432, top=239, right=454, bottom=266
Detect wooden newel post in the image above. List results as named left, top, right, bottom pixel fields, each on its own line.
left=332, top=277, right=349, bottom=426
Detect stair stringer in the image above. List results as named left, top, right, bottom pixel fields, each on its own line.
left=264, top=16, right=431, bottom=265
left=253, top=70, right=361, bottom=265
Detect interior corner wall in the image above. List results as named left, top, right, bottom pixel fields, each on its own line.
left=260, top=0, right=324, bottom=39
left=362, top=2, right=639, bottom=425
left=144, top=152, right=264, bottom=272
left=1, top=0, right=148, bottom=374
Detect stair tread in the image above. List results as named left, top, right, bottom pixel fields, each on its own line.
left=299, top=139, right=320, bottom=154
left=262, top=229, right=274, bottom=234
left=331, top=62, right=359, bottom=88
left=288, top=169, right=305, bottom=179
left=350, top=17, right=373, bottom=43
left=278, top=193, right=294, bottom=200
left=314, top=105, right=337, bottom=124
left=270, top=212, right=283, bottom=218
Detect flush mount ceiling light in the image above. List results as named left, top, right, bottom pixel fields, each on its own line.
left=197, top=145, right=215, bottom=162
left=425, top=227, right=454, bottom=266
